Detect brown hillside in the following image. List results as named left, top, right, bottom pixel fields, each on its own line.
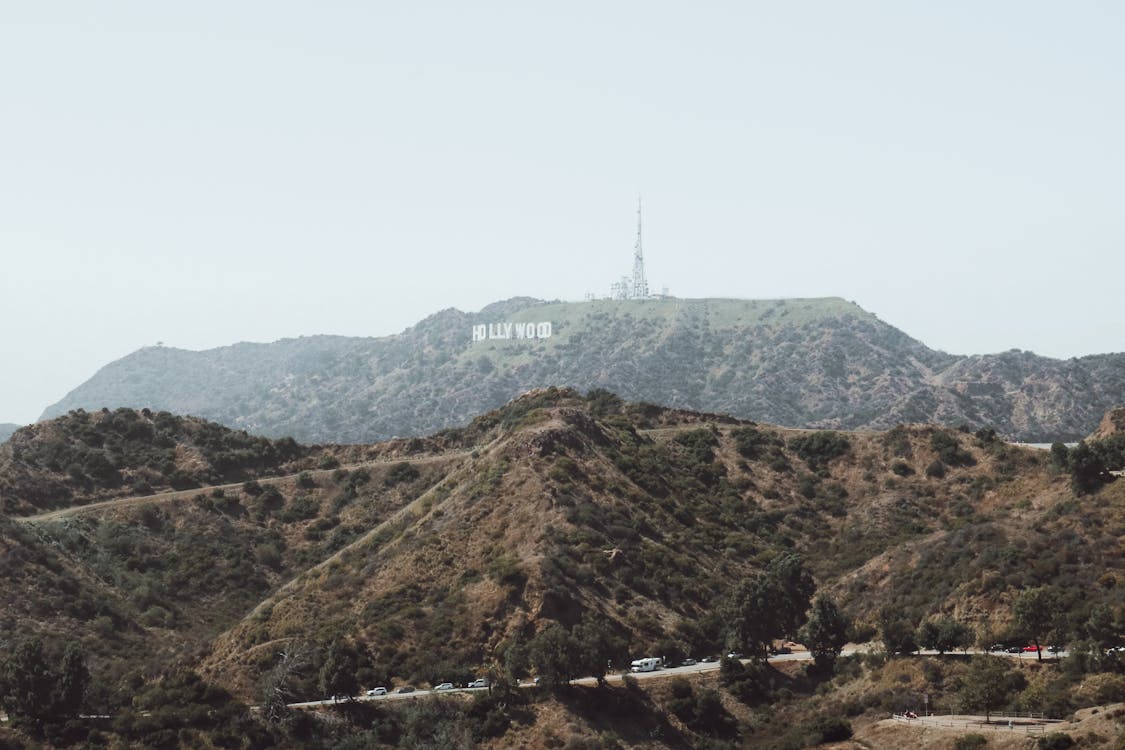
left=195, top=390, right=1123, bottom=701
left=3, top=390, right=1121, bottom=722
left=1091, top=405, right=1125, bottom=440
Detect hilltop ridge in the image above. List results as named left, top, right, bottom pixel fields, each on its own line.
left=40, top=296, right=1125, bottom=443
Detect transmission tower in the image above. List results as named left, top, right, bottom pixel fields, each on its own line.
left=631, top=197, right=649, bottom=299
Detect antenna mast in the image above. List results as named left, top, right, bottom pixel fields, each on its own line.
left=631, top=197, right=649, bottom=299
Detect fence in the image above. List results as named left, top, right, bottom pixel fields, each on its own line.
left=890, top=713, right=1062, bottom=735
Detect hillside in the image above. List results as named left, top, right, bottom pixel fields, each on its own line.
left=0, top=423, right=18, bottom=443
left=0, top=407, right=314, bottom=515
left=2, top=392, right=1123, bottom=747
left=40, top=297, right=1125, bottom=443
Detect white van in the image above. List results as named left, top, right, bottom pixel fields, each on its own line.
left=630, top=657, right=661, bottom=673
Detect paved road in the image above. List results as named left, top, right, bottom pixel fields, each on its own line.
left=287, top=646, right=1067, bottom=709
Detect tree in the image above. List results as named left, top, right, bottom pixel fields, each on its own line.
left=1014, top=587, right=1063, bottom=662
left=878, top=606, right=917, bottom=657
left=260, top=642, right=312, bottom=724
left=1049, top=442, right=1070, bottom=472
left=725, top=553, right=815, bottom=660
left=1, top=639, right=54, bottom=724
left=959, top=657, right=1018, bottom=723
left=318, top=641, right=359, bottom=701
left=53, top=643, right=89, bottom=719
left=799, top=594, right=850, bottom=671
left=1083, top=603, right=1119, bottom=650
left=528, top=623, right=578, bottom=688
left=917, top=617, right=975, bottom=655
left=571, top=617, right=624, bottom=685
left=1068, top=441, right=1107, bottom=494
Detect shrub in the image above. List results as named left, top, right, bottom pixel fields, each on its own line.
left=731, top=426, right=782, bottom=460
left=805, top=715, right=852, bottom=742
left=931, top=432, right=975, bottom=466
left=1037, top=733, right=1075, bottom=750
left=954, top=734, right=988, bottom=750
left=385, top=462, right=419, bottom=486
left=891, top=460, right=914, bottom=476
left=925, top=460, right=947, bottom=478
left=789, top=431, right=851, bottom=469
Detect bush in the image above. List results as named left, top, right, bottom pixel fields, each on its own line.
left=789, top=431, right=850, bottom=469
left=954, top=734, right=988, bottom=750
left=386, top=462, right=420, bottom=485
left=931, top=432, right=975, bottom=467
left=806, top=715, right=852, bottom=742
left=891, top=460, right=914, bottom=476
left=1037, top=733, right=1075, bottom=750
left=925, top=460, right=947, bottom=478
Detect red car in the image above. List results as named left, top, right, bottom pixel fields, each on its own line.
left=1022, top=645, right=1040, bottom=652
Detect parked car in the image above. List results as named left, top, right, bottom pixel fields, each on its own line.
left=1048, top=645, right=1064, bottom=654
left=395, top=686, right=415, bottom=694
left=990, top=643, right=1007, bottom=652
left=680, top=658, right=697, bottom=667
left=467, top=678, right=489, bottom=688
left=700, top=656, right=717, bottom=663
left=434, top=682, right=455, bottom=691
left=773, top=647, right=792, bottom=655
left=1006, top=646, right=1023, bottom=654
left=366, top=687, right=387, bottom=696
left=726, top=652, right=743, bottom=660
left=1022, top=645, right=1040, bottom=653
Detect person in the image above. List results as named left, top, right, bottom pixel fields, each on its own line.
left=1008, top=718, right=1013, bottom=730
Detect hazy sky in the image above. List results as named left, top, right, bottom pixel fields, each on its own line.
left=2, top=2, right=1123, bottom=425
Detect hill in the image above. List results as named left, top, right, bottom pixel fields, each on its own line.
left=39, top=297, right=1125, bottom=443
left=0, top=423, right=18, bottom=443
left=0, top=407, right=313, bottom=515
left=1, top=393, right=1122, bottom=748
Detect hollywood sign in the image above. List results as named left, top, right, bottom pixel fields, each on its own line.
left=472, top=322, right=553, bottom=342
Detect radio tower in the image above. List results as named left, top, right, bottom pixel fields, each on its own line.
left=631, top=197, right=649, bottom=299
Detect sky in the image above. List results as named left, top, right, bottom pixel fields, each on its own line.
left=2, top=2, right=1123, bottom=425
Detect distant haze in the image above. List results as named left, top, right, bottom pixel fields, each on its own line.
left=2, top=3, right=1123, bottom=425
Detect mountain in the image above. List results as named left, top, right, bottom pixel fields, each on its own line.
left=39, top=297, right=1125, bottom=444
left=0, top=423, right=17, bottom=443
left=2, top=392, right=1122, bottom=747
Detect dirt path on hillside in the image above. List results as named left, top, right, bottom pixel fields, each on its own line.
left=15, top=450, right=475, bottom=524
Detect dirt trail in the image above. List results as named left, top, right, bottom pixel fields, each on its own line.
left=15, top=450, right=475, bottom=524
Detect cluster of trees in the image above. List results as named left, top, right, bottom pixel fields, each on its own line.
left=878, top=584, right=1122, bottom=664
left=0, top=639, right=88, bottom=728
left=505, top=617, right=626, bottom=688
left=1052, top=435, right=1125, bottom=493
left=879, top=608, right=975, bottom=657
left=721, top=552, right=851, bottom=673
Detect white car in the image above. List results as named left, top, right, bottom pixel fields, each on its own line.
left=366, top=687, right=387, bottom=696
left=434, top=682, right=455, bottom=691
left=467, top=678, right=489, bottom=688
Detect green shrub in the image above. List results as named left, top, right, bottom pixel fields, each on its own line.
left=1037, top=733, right=1075, bottom=750
left=954, top=733, right=988, bottom=750
left=891, top=460, right=914, bottom=476
left=789, top=431, right=851, bottom=469
left=805, top=714, right=852, bottom=742
left=386, top=462, right=420, bottom=486
left=931, top=432, right=975, bottom=466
